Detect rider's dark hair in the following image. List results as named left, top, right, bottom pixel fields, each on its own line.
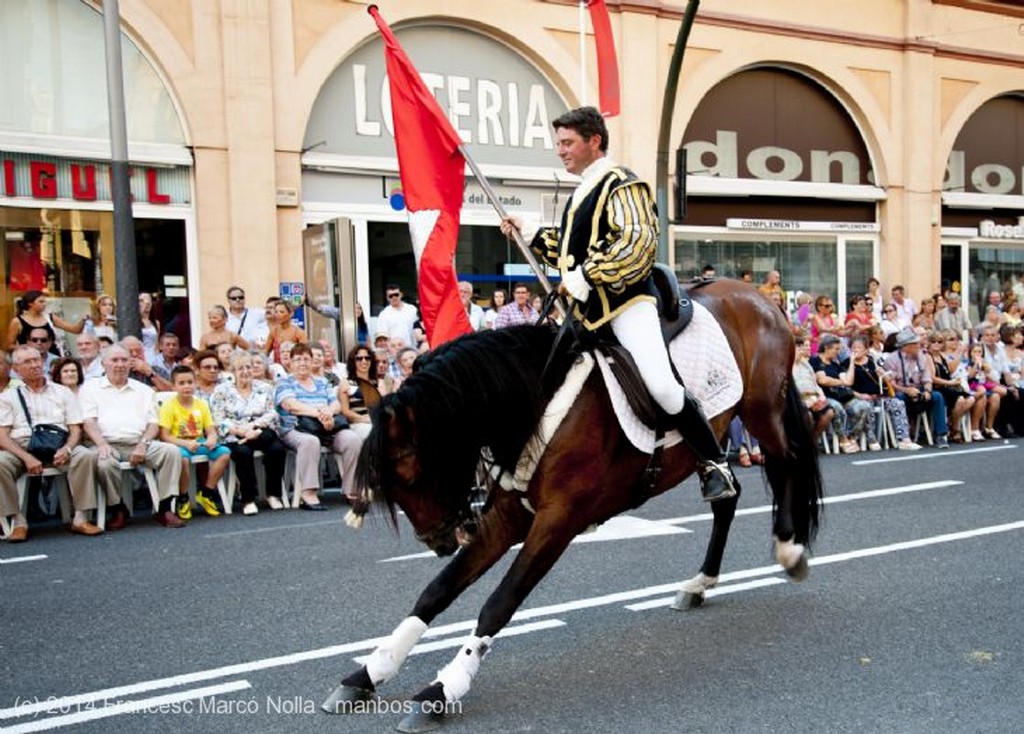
left=551, top=106, right=608, bottom=152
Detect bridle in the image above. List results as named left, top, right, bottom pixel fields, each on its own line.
left=389, top=442, right=485, bottom=551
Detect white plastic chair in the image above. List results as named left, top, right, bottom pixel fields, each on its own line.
left=0, top=467, right=78, bottom=537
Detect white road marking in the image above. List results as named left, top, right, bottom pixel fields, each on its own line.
left=202, top=519, right=339, bottom=538
left=657, top=480, right=963, bottom=526
left=380, top=515, right=692, bottom=562
left=0, top=680, right=251, bottom=734
left=352, top=620, right=566, bottom=665
left=851, top=443, right=1016, bottom=465
left=624, top=578, right=787, bottom=611
left=0, top=554, right=47, bottom=565
left=6, top=516, right=1024, bottom=725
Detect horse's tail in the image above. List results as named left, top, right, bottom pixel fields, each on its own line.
left=765, top=378, right=824, bottom=547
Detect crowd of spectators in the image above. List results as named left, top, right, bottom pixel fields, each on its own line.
left=5, top=269, right=1023, bottom=541
left=0, top=282, right=438, bottom=543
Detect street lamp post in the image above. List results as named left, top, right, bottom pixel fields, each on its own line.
left=102, top=0, right=142, bottom=338
left=655, top=0, right=700, bottom=264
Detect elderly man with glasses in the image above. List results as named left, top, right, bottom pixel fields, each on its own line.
left=0, top=345, right=101, bottom=541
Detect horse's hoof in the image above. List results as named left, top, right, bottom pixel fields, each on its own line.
left=321, top=683, right=373, bottom=714
left=785, top=553, right=810, bottom=583
left=671, top=589, right=704, bottom=610
left=396, top=701, right=445, bottom=733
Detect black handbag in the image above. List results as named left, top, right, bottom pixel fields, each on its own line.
left=16, top=388, right=70, bottom=463
left=293, top=414, right=347, bottom=446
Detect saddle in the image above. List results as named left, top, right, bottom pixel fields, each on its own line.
left=599, top=265, right=712, bottom=429
left=539, top=264, right=706, bottom=430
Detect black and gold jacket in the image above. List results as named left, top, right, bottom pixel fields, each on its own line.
left=530, top=160, right=659, bottom=330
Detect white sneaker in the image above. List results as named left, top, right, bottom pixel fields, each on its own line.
left=242, top=502, right=258, bottom=516
left=868, top=441, right=883, bottom=452
left=267, top=496, right=285, bottom=510
left=898, top=439, right=921, bottom=451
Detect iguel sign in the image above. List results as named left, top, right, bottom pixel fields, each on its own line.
left=1, top=153, right=186, bottom=205
left=305, top=25, right=569, bottom=168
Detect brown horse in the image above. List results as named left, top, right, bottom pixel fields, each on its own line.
left=323, top=278, right=824, bottom=732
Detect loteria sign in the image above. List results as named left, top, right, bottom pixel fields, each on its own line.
left=0, top=152, right=189, bottom=206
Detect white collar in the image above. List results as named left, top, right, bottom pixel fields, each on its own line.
left=570, top=156, right=616, bottom=207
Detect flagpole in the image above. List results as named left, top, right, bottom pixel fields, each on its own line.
left=579, top=1, right=587, bottom=105
left=457, top=144, right=565, bottom=316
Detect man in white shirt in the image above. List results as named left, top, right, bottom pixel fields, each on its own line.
left=0, top=346, right=100, bottom=541
left=458, top=281, right=485, bottom=331
left=889, top=285, right=917, bottom=328
left=225, top=286, right=268, bottom=346
left=76, top=333, right=105, bottom=381
left=80, top=345, right=183, bottom=529
left=375, top=284, right=418, bottom=348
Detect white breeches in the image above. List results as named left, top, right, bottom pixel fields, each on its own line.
left=609, top=300, right=686, bottom=415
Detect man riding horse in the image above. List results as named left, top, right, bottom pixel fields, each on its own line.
left=500, top=106, right=736, bottom=502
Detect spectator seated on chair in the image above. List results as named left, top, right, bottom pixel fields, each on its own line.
left=849, top=335, right=918, bottom=450
left=792, top=336, right=841, bottom=443
left=79, top=345, right=184, bottom=528
left=275, top=343, right=363, bottom=510
left=979, top=324, right=1021, bottom=439
left=999, top=323, right=1024, bottom=438
left=0, top=346, right=100, bottom=541
left=927, top=330, right=980, bottom=443
left=810, top=333, right=869, bottom=453
left=883, top=327, right=949, bottom=449
left=158, top=365, right=231, bottom=520
left=210, top=352, right=288, bottom=514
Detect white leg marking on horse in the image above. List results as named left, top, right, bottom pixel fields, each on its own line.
left=433, top=635, right=492, bottom=702
left=679, top=572, right=718, bottom=594
left=774, top=537, right=805, bottom=571
left=364, top=616, right=429, bottom=686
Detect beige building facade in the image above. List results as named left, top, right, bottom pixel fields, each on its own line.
left=2, top=0, right=1023, bottom=345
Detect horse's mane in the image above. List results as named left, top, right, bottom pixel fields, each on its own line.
left=356, top=324, right=561, bottom=525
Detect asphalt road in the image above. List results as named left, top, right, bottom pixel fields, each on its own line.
left=2, top=438, right=1023, bottom=734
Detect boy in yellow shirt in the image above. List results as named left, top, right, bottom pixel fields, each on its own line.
left=158, top=365, right=230, bottom=519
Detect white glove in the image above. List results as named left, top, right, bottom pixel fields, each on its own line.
left=562, top=268, right=592, bottom=302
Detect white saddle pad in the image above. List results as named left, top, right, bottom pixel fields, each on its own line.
left=505, top=301, right=743, bottom=496
left=596, top=300, right=743, bottom=453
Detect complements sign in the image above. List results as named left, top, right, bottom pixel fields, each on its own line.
left=726, top=218, right=880, bottom=233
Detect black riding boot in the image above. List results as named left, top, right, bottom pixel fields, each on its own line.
left=674, top=393, right=737, bottom=502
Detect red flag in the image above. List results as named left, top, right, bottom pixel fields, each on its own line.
left=369, top=5, right=472, bottom=348
left=588, top=0, right=620, bottom=118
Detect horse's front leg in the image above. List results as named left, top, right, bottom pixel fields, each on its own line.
left=397, top=507, right=580, bottom=733
left=673, top=478, right=742, bottom=610
left=321, top=504, right=529, bottom=714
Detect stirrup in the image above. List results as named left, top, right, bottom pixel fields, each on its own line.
left=697, top=460, right=737, bottom=502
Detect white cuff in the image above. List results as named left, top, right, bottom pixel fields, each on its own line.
left=562, top=268, right=591, bottom=302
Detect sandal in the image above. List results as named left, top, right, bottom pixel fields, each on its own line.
left=750, top=449, right=765, bottom=465
left=738, top=448, right=752, bottom=468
